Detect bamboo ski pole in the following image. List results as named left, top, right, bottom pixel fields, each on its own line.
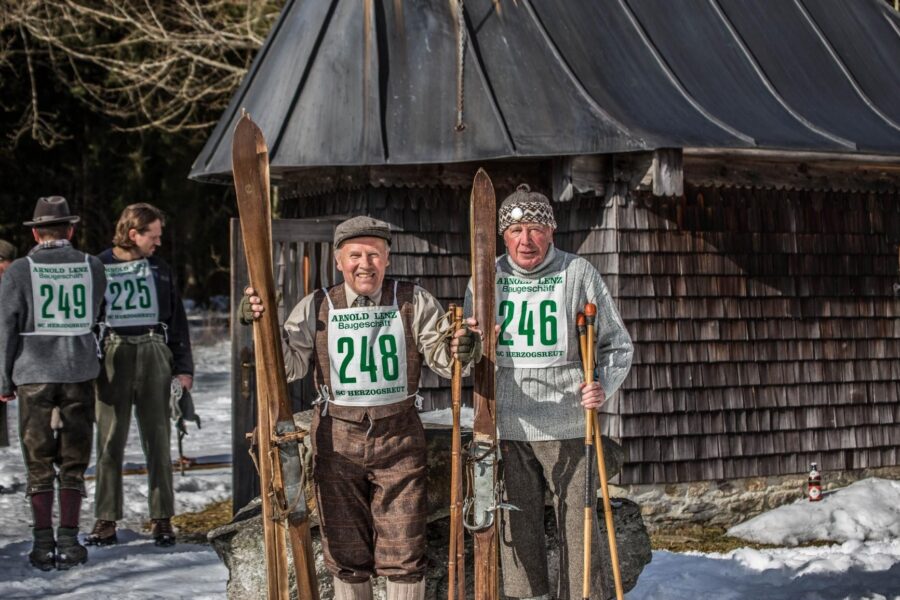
left=584, top=303, right=625, bottom=600
left=578, top=312, right=594, bottom=600
left=448, top=305, right=465, bottom=600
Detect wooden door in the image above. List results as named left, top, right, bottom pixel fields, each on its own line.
left=230, top=218, right=342, bottom=513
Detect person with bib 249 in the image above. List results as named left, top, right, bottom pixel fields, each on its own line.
left=465, top=185, right=633, bottom=600
left=87, top=203, right=194, bottom=548
left=241, top=216, right=481, bottom=600
left=0, top=196, right=106, bottom=571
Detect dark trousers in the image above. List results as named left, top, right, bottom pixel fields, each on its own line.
left=17, top=382, right=94, bottom=496
left=499, top=438, right=623, bottom=600
left=312, top=405, right=428, bottom=583
left=94, top=333, right=173, bottom=520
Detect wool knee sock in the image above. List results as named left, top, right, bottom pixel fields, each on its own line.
left=30, top=491, right=54, bottom=530
left=59, top=489, right=82, bottom=529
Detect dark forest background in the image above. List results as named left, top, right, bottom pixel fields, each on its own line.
left=0, top=1, right=283, bottom=304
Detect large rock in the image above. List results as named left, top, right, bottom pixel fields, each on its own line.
left=209, top=498, right=650, bottom=599
left=209, top=411, right=651, bottom=598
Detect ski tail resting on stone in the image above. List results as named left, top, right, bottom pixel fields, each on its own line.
left=231, top=113, right=319, bottom=600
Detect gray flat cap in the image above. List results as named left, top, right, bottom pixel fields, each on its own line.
left=0, top=239, right=15, bottom=261
left=334, top=216, right=392, bottom=248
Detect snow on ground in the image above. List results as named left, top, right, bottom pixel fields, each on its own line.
left=418, top=406, right=474, bottom=429
left=0, top=326, right=231, bottom=598
left=628, top=540, right=900, bottom=600
left=629, top=478, right=900, bottom=599
left=1, top=326, right=899, bottom=598
left=727, top=478, right=900, bottom=545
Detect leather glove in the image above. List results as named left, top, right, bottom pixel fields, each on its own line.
left=454, top=326, right=482, bottom=364
left=238, top=294, right=255, bottom=325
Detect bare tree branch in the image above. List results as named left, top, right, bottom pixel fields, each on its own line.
left=0, top=0, right=283, bottom=147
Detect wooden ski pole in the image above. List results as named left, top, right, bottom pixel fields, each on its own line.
left=448, top=304, right=465, bottom=600
left=585, top=303, right=624, bottom=600
left=577, top=312, right=593, bottom=600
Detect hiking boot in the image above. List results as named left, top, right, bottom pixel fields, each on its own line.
left=28, top=528, right=56, bottom=571
left=85, top=519, right=117, bottom=546
left=151, top=518, right=176, bottom=547
left=56, top=527, right=88, bottom=570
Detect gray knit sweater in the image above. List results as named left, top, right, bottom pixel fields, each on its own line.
left=465, top=246, right=633, bottom=441
left=0, top=242, right=107, bottom=394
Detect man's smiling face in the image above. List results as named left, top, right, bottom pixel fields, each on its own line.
left=335, top=236, right=390, bottom=297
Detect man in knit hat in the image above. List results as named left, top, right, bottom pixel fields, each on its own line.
left=241, top=215, right=480, bottom=600
left=465, top=184, right=633, bottom=600
left=0, top=197, right=106, bottom=571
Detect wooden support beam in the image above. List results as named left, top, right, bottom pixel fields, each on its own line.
left=651, top=148, right=684, bottom=197
left=552, top=155, right=607, bottom=201
left=684, top=155, right=900, bottom=192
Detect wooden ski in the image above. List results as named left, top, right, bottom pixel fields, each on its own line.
left=231, top=113, right=319, bottom=600
left=466, top=168, right=499, bottom=600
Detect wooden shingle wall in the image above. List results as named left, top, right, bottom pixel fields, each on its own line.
left=578, top=185, right=900, bottom=484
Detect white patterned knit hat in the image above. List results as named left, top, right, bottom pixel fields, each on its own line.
left=498, top=184, right=557, bottom=234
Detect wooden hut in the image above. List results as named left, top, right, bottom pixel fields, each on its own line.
left=190, top=0, right=900, bottom=510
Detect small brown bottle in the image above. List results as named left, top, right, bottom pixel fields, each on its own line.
left=808, top=462, right=822, bottom=502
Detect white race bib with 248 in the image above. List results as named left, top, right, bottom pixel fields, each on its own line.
left=326, top=293, right=409, bottom=407
left=495, top=270, right=570, bottom=368
left=27, top=257, right=94, bottom=336
left=104, top=259, right=160, bottom=328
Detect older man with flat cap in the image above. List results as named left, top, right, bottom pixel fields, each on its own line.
left=0, top=196, right=106, bottom=571
left=242, top=216, right=479, bottom=600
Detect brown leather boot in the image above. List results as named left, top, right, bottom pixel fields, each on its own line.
left=85, top=519, right=117, bottom=546
left=151, top=518, right=176, bottom=547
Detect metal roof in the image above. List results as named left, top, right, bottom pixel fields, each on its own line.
left=190, top=0, right=900, bottom=183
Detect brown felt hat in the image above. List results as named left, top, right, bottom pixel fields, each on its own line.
left=23, top=196, right=80, bottom=227
left=334, top=216, right=392, bottom=248
left=0, top=239, right=15, bottom=261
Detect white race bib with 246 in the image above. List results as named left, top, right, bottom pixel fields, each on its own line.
left=27, top=257, right=94, bottom=336
left=104, top=259, right=160, bottom=328
left=326, top=294, right=409, bottom=407
left=495, top=270, right=569, bottom=368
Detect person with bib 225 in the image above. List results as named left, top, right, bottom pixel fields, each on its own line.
left=242, top=216, right=481, bottom=600
left=0, top=196, right=107, bottom=571
left=465, top=185, right=633, bottom=600
left=87, top=203, right=194, bottom=548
